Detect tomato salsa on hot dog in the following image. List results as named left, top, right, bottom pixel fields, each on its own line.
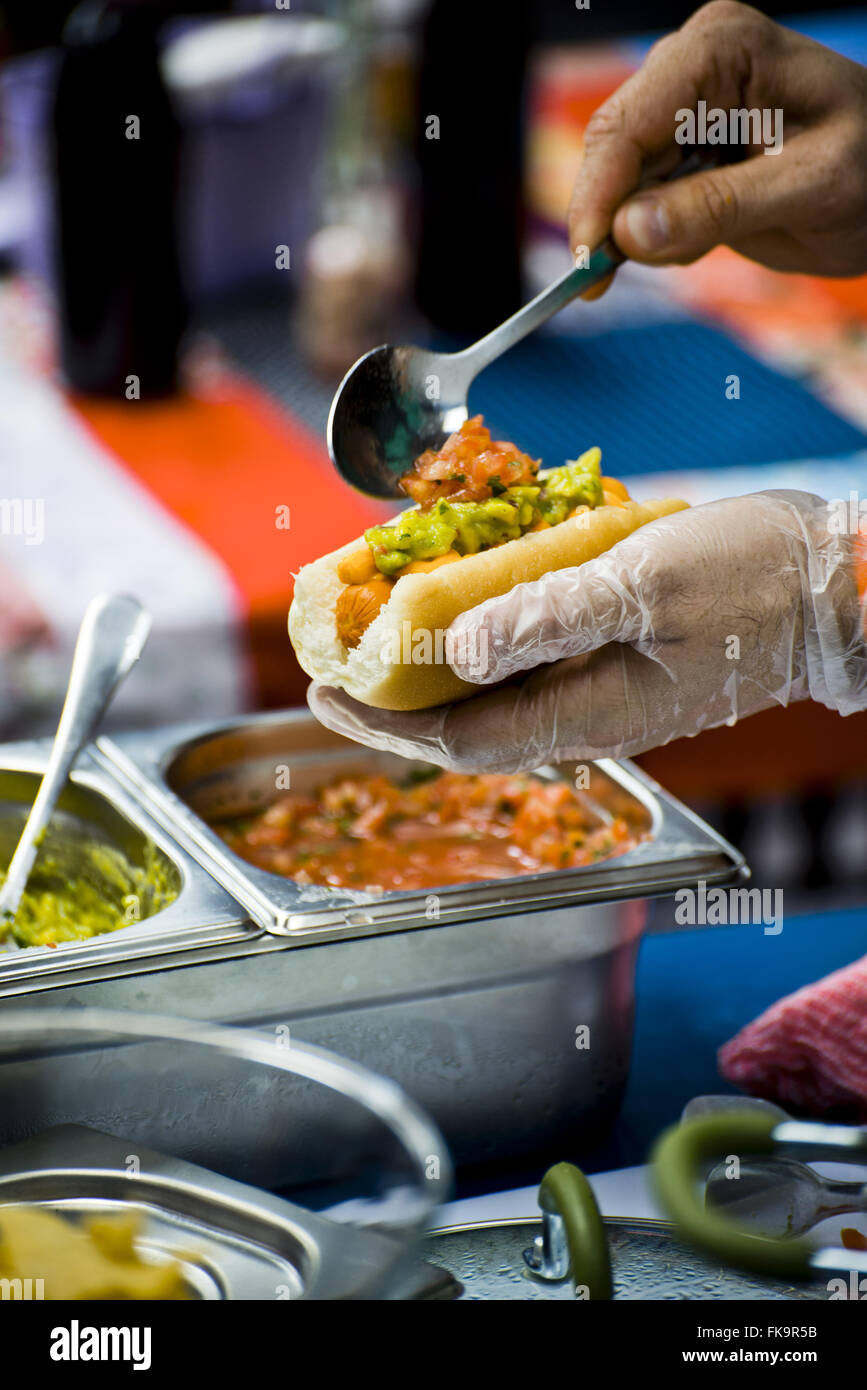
left=288, top=415, right=686, bottom=711
left=334, top=416, right=630, bottom=648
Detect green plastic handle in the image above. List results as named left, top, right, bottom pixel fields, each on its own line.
left=651, top=1110, right=814, bottom=1281
left=538, top=1162, right=613, bottom=1300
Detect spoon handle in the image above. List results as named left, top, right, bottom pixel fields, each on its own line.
left=0, top=594, right=151, bottom=936
left=456, top=148, right=730, bottom=381
left=456, top=240, right=623, bottom=378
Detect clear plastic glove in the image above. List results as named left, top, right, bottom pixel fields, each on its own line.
left=307, top=492, right=867, bottom=774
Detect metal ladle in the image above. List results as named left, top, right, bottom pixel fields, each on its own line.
left=327, top=240, right=623, bottom=499
left=328, top=151, right=729, bottom=499
left=0, top=593, right=151, bottom=948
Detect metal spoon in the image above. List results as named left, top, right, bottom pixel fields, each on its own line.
left=684, top=1096, right=867, bottom=1237
left=706, top=1155, right=867, bottom=1239
left=327, top=239, right=623, bottom=498
left=328, top=151, right=731, bottom=498
left=0, top=593, right=151, bottom=948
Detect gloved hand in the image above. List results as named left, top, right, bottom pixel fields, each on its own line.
left=308, top=491, right=867, bottom=774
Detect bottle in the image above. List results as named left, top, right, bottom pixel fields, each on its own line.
left=414, top=0, right=529, bottom=339
left=51, top=1, right=185, bottom=398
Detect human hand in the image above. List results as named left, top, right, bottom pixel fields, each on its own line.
left=569, top=1, right=867, bottom=282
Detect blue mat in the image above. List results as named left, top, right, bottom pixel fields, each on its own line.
left=631, top=10, right=867, bottom=68
left=589, top=903, right=867, bottom=1172
left=464, top=321, right=867, bottom=478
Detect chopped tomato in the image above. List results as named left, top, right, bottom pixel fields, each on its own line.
left=841, top=1228, right=867, bottom=1251
left=399, top=416, right=540, bottom=509
left=216, top=770, right=644, bottom=892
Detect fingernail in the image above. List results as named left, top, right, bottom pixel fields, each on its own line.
left=623, top=197, right=669, bottom=253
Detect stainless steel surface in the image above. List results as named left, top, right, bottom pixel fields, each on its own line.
left=0, top=1125, right=384, bottom=1300
left=96, top=709, right=747, bottom=941
left=59, top=709, right=743, bottom=1172
left=0, top=1010, right=451, bottom=1296
left=327, top=243, right=623, bottom=498
left=423, top=1217, right=831, bottom=1301
left=0, top=903, right=645, bottom=1172
left=0, top=743, right=250, bottom=991
left=0, top=595, right=151, bottom=941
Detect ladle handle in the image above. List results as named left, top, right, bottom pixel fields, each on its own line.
left=456, top=242, right=622, bottom=378
left=456, top=148, right=729, bottom=381
left=0, top=594, right=151, bottom=933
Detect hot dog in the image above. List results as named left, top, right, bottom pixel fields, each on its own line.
left=289, top=416, right=687, bottom=711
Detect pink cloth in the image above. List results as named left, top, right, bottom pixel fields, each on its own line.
left=718, top=955, right=867, bottom=1121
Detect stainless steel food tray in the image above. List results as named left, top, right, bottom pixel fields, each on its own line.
left=0, top=1124, right=409, bottom=1299
left=96, top=709, right=747, bottom=942
left=420, top=1217, right=829, bottom=1300
left=0, top=743, right=250, bottom=993
left=0, top=712, right=747, bottom=1173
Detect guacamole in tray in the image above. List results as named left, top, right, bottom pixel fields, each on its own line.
left=0, top=837, right=177, bottom=950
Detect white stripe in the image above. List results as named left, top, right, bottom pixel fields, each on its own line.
left=0, top=353, right=251, bottom=731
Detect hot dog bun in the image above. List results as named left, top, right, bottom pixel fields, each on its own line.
left=289, top=496, right=688, bottom=710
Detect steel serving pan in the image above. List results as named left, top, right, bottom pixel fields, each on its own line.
left=0, top=744, right=250, bottom=994
left=0, top=714, right=746, bottom=1175
left=0, top=1125, right=401, bottom=1300
left=96, top=709, right=747, bottom=941
left=0, top=1009, right=452, bottom=1295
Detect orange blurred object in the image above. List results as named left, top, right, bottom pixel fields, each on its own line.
left=72, top=370, right=391, bottom=707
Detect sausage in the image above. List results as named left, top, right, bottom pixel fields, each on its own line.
left=337, top=547, right=380, bottom=585
left=601, top=476, right=630, bottom=502
left=335, top=576, right=393, bottom=649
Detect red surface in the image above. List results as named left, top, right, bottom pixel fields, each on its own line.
left=71, top=373, right=392, bottom=706
left=637, top=702, right=867, bottom=801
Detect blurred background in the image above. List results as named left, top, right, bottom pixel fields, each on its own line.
left=1, top=0, right=867, bottom=916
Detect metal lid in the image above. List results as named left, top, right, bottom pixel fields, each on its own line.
left=419, top=1217, right=829, bottom=1301
left=97, top=711, right=747, bottom=941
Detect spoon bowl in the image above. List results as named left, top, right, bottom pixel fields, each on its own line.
left=328, top=343, right=471, bottom=500
left=327, top=243, right=623, bottom=498
left=327, top=152, right=736, bottom=498
left=706, top=1155, right=867, bottom=1239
